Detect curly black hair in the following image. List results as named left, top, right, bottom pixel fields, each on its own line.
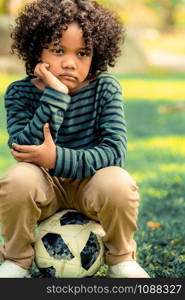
left=11, top=0, right=124, bottom=78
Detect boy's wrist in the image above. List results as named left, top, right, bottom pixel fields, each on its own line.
left=44, top=85, right=70, bottom=97
left=42, top=80, right=68, bottom=94
left=51, top=84, right=68, bottom=94
left=43, top=80, right=68, bottom=94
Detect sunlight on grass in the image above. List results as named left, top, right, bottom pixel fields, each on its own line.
left=128, top=136, right=185, bottom=155
left=0, top=73, right=24, bottom=94
left=0, top=131, right=8, bottom=143
left=120, top=80, right=185, bottom=101
left=0, top=157, right=10, bottom=168
left=145, top=187, right=168, bottom=199
left=159, top=164, right=185, bottom=173
left=131, top=166, right=185, bottom=184
left=128, top=136, right=185, bottom=183
left=131, top=171, right=157, bottom=183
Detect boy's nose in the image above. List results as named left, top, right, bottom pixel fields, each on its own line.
left=62, top=57, right=76, bottom=70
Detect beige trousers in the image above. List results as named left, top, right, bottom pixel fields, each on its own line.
left=0, top=162, right=140, bottom=269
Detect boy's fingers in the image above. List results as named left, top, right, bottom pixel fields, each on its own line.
left=34, top=63, right=42, bottom=76
left=43, top=123, right=53, bottom=144
left=43, top=62, right=50, bottom=68
left=11, top=149, right=31, bottom=160
left=34, top=63, right=49, bottom=78
left=12, top=143, right=36, bottom=153
left=40, top=63, right=50, bottom=75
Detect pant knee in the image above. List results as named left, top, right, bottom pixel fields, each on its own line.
left=0, top=163, right=43, bottom=205
left=84, top=167, right=140, bottom=212
left=5, top=162, right=41, bottom=187
left=101, top=182, right=139, bottom=211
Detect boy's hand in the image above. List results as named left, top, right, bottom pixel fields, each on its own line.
left=11, top=123, right=56, bottom=169
left=34, top=62, right=69, bottom=94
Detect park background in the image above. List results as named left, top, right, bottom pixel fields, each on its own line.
left=0, top=0, right=185, bottom=278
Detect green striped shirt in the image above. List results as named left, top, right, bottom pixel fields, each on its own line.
left=4, top=72, right=127, bottom=178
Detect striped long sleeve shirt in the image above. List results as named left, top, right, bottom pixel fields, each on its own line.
left=4, top=72, right=127, bottom=179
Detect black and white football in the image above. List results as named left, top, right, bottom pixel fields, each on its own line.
left=34, top=209, right=105, bottom=277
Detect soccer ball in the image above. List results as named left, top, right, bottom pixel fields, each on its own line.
left=34, top=209, right=105, bottom=278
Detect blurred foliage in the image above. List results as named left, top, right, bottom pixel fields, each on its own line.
left=141, top=32, right=185, bottom=55
left=143, top=0, right=185, bottom=30
left=0, top=0, right=7, bottom=13
left=1, top=0, right=185, bottom=31
left=144, top=0, right=185, bottom=10
left=98, top=0, right=185, bottom=30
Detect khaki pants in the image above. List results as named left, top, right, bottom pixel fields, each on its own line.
left=0, top=162, right=140, bottom=269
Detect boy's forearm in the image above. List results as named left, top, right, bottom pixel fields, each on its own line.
left=11, top=123, right=57, bottom=169
left=6, top=85, right=71, bottom=148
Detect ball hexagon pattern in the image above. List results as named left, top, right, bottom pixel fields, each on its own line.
left=34, top=209, right=105, bottom=277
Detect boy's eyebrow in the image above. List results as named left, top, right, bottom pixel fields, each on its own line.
left=52, top=45, right=92, bottom=51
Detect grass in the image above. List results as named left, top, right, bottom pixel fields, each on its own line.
left=1, top=72, right=185, bottom=278
left=121, top=74, right=185, bottom=278
left=120, top=76, right=185, bottom=101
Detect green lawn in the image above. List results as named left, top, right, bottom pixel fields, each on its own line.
left=1, top=72, right=185, bottom=277
left=122, top=74, right=185, bottom=278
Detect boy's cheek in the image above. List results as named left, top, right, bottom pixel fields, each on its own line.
left=42, top=62, right=54, bottom=72
left=42, top=63, right=59, bottom=78
left=40, top=56, right=57, bottom=74
left=47, top=65, right=60, bottom=77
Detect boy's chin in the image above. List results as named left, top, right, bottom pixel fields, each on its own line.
left=60, top=78, right=76, bottom=87
left=68, top=86, right=79, bottom=95
left=60, top=78, right=89, bottom=94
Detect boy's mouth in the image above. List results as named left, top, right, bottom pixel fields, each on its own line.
left=60, top=73, right=78, bottom=81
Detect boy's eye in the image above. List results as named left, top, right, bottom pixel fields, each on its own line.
left=78, top=51, right=91, bottom=57
left=51, top=48, right=64, bottom=54
left=78, top=51, right=86, bottom=57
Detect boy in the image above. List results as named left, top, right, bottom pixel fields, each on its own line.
left=0, top=0, right=150, bottom=278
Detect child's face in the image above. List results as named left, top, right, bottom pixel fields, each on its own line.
left=40, top=22, right=93, bottom=94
